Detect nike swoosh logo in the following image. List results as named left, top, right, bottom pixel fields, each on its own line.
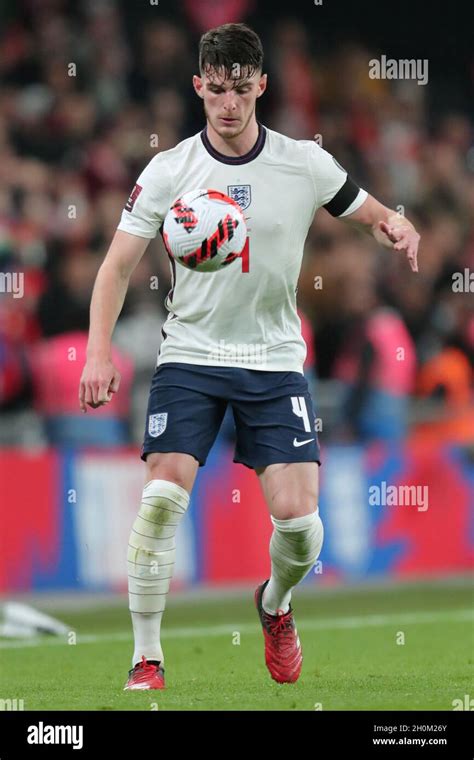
left=293, top=437, right=315, bottom=447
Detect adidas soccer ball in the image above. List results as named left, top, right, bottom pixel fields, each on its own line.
left=162, top=188, right=247, bottom=272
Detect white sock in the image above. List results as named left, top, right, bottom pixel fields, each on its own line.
left=128, top=479, right=190, bottom=667
left=262, top=510, right=324, bottom=615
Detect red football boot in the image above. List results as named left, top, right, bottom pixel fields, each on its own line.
left=123, top=655, right=165, bottom=690
left=254, top=579, right=303, bottom=684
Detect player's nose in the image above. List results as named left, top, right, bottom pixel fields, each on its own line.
left=222, top=91, right=237, bottom=110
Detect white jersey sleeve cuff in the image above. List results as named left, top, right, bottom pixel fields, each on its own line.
left=337, top=188, right=368, bottom=217
left=116, top=220, right=158, bottom=239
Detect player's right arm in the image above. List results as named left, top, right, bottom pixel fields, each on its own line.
left=79, top=230, right=150, bottom=413
left=80, top=151, right=172, bottom=413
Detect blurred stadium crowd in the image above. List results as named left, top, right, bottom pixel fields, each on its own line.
left=0, top=0, right=472, bottom=450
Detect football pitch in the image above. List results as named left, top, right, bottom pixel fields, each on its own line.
left=1, top=580, right=472, bottom=711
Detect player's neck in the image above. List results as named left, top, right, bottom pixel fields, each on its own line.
left=205, top=118, right=259, bottom=158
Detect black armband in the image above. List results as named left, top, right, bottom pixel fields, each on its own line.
left=323, top=176, right=361, bottom=217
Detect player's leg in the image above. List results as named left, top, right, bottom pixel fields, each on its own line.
left=231, top=369, right=323, bottom=682
left=125, top=363, right=227, bottom=689
left=252, top=462, right=323, bottom=683
left=127, top=452, right=199, bottom=676
left=255, top=461, right=323, bottom=615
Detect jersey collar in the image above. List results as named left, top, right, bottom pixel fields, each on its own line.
left=200, top=121, right=266, bottom=165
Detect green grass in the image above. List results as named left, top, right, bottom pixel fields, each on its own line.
left=1, top=582, right=473, bottom=710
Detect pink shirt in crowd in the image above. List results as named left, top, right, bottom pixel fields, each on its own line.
left=28, top=331, right=134, bottom=417
left=334, top=308, right=416, bottom=395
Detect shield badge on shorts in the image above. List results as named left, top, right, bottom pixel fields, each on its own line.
left=148, top=413, right=168, bottom=437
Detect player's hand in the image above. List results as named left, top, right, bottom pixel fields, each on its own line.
left=79, top=357, right=121, bottom=413
left=378, top=220, right=420, bottom=273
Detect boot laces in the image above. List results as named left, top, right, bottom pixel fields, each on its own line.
left=264, top=608, right=295, bottom=651
left=129, top=655, right=158, bottom=677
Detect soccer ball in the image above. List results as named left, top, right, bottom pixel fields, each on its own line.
left=162, top=188, right=247, bottom=272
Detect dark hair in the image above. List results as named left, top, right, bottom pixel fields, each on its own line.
left=199, top=23, right=264, bottom=81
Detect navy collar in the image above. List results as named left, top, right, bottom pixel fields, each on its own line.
left=200, top=121, right=266, bottom=165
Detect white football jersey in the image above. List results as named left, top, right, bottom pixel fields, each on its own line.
left=117, top=123, right=367, bottom=374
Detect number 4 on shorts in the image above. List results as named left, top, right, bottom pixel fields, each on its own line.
left=291, top=396, right=312, bottom=433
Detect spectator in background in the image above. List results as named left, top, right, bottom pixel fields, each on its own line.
left=29, top=248, right=134, bottom=447
left=0, top=335, right=31, bottom=412
left=331, top=271, right=416, bottom=443
left=28, top=331, right=134, bottom=447
left=0, top=5, right=472, bottom=449
left=414, top=289, right=474, bottom=444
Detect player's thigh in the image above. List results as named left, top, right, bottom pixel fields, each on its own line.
left=256, top=461, right=319, bottom=520
left=145, top=451, right=199, bottom=494
left=141, top=363, right=227, bottom=488
left=232, top=371, right=320, bottom=499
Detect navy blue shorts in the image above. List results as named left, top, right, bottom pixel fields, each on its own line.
left=141, top=362, right=321, bottom=470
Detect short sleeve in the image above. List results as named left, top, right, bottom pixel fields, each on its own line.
left=117, top=153, right=172, bottom=239
left=307, top=142, right=367, bottom=217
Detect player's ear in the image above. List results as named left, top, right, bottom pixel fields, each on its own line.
left=193, top=74, right=204, bottom=98
left=256, top=73, right=267, bottom=98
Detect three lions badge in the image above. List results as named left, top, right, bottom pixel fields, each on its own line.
left=148, top=413, right=168, bottom=437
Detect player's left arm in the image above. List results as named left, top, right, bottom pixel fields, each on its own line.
left=341, top=194, right=420, bottom=273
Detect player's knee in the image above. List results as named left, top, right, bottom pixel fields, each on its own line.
left=136, top=478, right=191, bottom=532
left=145, top=452, right=197, bottom=493
left=269, top=489, right=318, bottom=520
left=271, top=510, right=324, bottom=559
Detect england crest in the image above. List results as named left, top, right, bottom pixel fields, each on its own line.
left=148, top=413, right=168, bottom=438
left=227, top=184, right=252, bottom=211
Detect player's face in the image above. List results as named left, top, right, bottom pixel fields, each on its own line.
left=194, top=67, right=266, bottom=138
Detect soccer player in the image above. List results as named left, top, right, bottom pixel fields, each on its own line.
left=79, top=23, right=420, bottom=690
